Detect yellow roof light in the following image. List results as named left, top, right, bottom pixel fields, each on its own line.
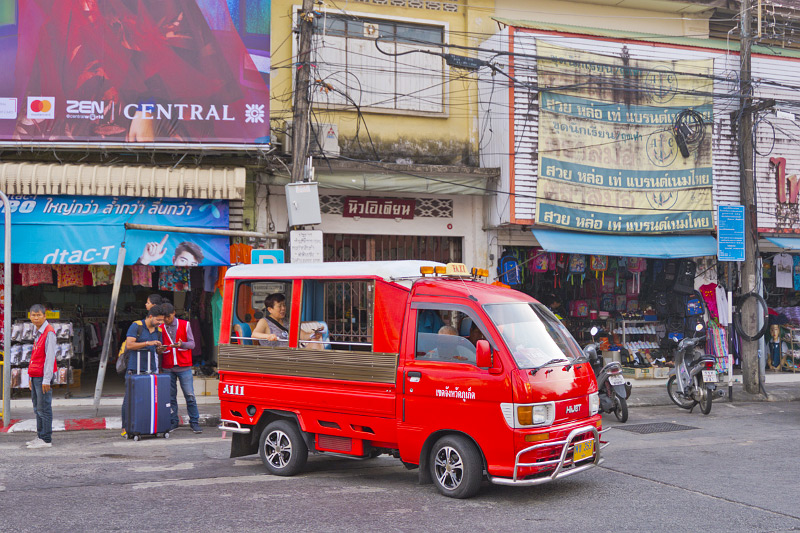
left=420, top=266, right=434, bottom=275
left=478, top=269, right=489, bottom=278
left=445, top=263, right=470, bottom=277
left=434, top=266, right=447, bottom=275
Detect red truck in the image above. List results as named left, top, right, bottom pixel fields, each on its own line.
left=218, top=261, right=607, bottom=498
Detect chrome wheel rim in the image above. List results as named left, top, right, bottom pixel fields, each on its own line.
left=265, top=430, right=292, bottom=469
left=434, top=446, right=464, bottom=490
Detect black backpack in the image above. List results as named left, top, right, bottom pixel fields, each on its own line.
left=673, top=259, right=697, bottom=295
left=663, top=260, right=678, bottom=289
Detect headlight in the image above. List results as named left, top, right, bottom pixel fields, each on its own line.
left=500, top=402, right=555, bottom=428
left=589, top=392, right=600, bottom=415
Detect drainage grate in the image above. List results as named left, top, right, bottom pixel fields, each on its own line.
left=614, top=422, right=699, bottom=435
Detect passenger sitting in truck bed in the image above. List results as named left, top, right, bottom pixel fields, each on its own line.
left=252, top=293, right=289, bottom=347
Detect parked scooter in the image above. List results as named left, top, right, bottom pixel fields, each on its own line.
left=585, top=327, right=632, bottom=423
left=666, top=326, right=724, bottom=414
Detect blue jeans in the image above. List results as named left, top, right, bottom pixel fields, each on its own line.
left=170, top=369, right=199, bottom=426
left=30, top=377, right=53, bottom=443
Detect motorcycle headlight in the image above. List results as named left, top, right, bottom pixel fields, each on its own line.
left=589, top=392, right=600, bottom=416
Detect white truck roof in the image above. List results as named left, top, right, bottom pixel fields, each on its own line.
left=225, top=260, right=446, bottom=282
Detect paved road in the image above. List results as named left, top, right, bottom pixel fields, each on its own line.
left=2, top=401, right=799, bottom=532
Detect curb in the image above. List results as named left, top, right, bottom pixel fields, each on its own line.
left=0, top=414, right=221, bottom=434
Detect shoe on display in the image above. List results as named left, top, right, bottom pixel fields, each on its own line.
left=190, top=423, right=203, bottom=434
left=27, top=439, right=52, bottom=449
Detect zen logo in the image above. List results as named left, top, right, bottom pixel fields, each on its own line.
left=223, top=384, right=245, bottom=396
left=566, top=403, right=582, bottom=414
left=66, top=100, right=107, bottom=120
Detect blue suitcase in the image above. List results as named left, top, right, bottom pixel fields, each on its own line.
left=125, top=351, right=172, bottom=440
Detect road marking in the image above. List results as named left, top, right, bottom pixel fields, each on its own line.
left=132, top=474, right=293, bottom=490
left=130, top=462, right=195, bottom=472
left=111, top=437, right=219, bottom=448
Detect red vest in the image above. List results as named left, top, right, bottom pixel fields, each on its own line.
left=29, top=323, right=57, bottom=378
left=160, top=319, right=192, bottom=369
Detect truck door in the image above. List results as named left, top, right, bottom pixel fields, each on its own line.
left=397, top=302, right=512, bottom=468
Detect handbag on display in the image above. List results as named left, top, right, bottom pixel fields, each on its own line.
left=590, top=255, right=608, bottom=284
left=568, top=254, right=587, bottom=285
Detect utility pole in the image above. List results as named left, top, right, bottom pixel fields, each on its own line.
left=291, top=0, right=315, bottom=183
left=739, top=0, right=759, bottom=394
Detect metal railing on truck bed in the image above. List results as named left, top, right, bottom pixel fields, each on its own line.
left=218, top=344, right=398, bottom=384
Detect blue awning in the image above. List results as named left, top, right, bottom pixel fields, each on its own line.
left=766, top=236, right=800, bottom=250
left=532, top=229, right=718, bottom=258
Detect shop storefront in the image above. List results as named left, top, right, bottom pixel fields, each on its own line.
left=0, top=163, right=246, bottom=401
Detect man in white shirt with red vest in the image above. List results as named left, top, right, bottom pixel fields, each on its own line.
left=27, top=304, right=57, bottom=449
left=159, top=303, right=201, bottom=433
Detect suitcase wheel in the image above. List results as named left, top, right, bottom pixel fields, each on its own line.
left=164, top=432, right=170, bottom=439
left=133, top=435, right=140, bottom=442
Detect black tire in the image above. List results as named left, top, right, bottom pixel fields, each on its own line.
left=429, top=435, right=483, bottom=499
left=667, top=375, right=695, bottom=410
left=259, top=420, right=308, bottom=476
left=613, top=396, right=629, bottom=423
left=698, top=377, right=713, bottom=415
left=733, top=292, right=769, bottom=341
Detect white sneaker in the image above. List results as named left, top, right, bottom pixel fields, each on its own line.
left=27, top=439, right=52, bottom=449
left=25, top=437, right=43, bottom=446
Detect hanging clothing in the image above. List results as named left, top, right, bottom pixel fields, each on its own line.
left=203, top=267, right=218, bottom=292
left=230, top=243, right=253, bottom=265
left=55, top=265, right=86, bottom=288
left=89, top=265, right=114, bottom=286
left=699, top=283, right=720, bottom=320
left=159, top=266, right=191, bottom=292
left=20, top=264, right=53, bottom=286
left=716, top=286, right=730, bottom=327
left=131, top=265, right=155, bottom=287
left=775, top=253, right=793, bottom=289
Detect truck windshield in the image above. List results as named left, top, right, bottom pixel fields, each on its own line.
left=484, top=302, right=584, bottom=369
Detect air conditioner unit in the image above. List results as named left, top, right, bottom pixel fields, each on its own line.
left=283, top=121, right=340, bottom=157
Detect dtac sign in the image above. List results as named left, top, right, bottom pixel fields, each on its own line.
left=0, top=1, right=271, bottom=146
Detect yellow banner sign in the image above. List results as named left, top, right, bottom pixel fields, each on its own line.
left=535, top=42, right=714, bottom=234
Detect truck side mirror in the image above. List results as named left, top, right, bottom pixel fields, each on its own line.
left=476, top=340, right=502, bottom=374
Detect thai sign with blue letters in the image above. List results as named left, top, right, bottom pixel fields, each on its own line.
left=0, top=195, right=230, bottom=265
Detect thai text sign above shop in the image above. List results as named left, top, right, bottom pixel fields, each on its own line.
left=343, top=197, right=416, bottom=220
left=0, top=195, right=230, bottom=265
left=0, top=0, right=270, bottom=146
left=535, top=42, right=714, bottom=234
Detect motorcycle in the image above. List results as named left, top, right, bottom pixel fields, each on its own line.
left=666, top=327, right=724, bottom=414
left=585, top=327, right=632, bottom=423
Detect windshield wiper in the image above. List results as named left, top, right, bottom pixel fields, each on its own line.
left=530, top=358, right=567, bottom=376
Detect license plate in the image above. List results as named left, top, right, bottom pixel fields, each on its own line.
left=702, top=370, right=718, bottom=383
left=609, top=374, right=625, bottom=386
left=573, top=439, right=594, bottom=462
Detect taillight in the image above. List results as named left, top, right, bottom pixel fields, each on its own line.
left=704, top=361, right=714, bottom=370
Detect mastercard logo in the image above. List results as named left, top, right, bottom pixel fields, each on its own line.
left=27, top=96, right=55, bottom=118
left=29, top=99, right=51, bottom=112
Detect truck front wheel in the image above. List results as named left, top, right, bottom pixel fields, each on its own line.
left=259, top=420, right=308, bottom=476
left=429, top=435, right=483, bottom=498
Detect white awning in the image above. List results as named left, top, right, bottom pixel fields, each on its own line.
left=0, top=162, right=246, bottom=200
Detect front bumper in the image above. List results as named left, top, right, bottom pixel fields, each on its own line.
left=488, top=425, right=609, bottom=486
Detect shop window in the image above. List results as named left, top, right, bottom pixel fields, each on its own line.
left=300, top=279, right=374, bottom=351
left=232, top=280, right=292, bottom=347
left=414, top=308, right=488, bottom=365
left=323, top=234, right=462, bottom=263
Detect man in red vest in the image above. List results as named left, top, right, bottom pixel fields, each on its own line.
left=159, top=303, right=201, bottom=433
left=27, top=304, right=57, bottom=449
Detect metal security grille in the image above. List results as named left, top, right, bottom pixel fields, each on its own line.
left=323, top=234, right=462, bottom=263
left=615, top=423, right=699, bottom=435
left=324, top=280, right=374, bottom=348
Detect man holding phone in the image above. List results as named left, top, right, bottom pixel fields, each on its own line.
left=158, top=303, right=201, bottom=433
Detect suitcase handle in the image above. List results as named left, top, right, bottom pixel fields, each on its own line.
left=134, top=350, right=158, bottom=374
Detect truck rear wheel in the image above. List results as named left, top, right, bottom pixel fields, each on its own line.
left=429, top=435, right=482, bottom=499
left=259, top=420, right=308, bottom=476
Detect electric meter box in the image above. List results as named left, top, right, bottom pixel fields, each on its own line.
left=285, top=181, right=322, bottom=227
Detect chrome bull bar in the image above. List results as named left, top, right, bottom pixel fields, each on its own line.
left=488, top=425, right=610, bottom=487
left=218, top=419, right=251, bottom=434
